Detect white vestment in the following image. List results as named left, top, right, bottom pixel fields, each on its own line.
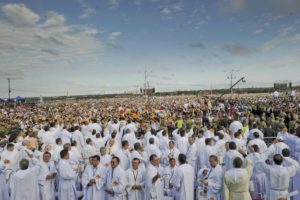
left=171, top=163, right=195, bottom=200
left=224, top=149, right=244, bottom=171
left=205, top=164, right=224, bottom=200
left=82, top=163, right=107, bottom=200
left=186, top=143, right=197, bottom=172
left=145, top=164, right=164, bottom=200
left=257, top=156, right=299, bottom=200
left=176, top=137, right=189, bottom=155
left=57, top=159, right=77, bottom=200
left=10, top=165, right=40, bottom=200
left=105, top=165, right=127, bottom=200
left=0, top=164, right=9, bottom=200
left=38, top=160, right=57, bottom=200
left=126, top=167, right=146, bottom=200
left=115, top=148, right=130, bottom=170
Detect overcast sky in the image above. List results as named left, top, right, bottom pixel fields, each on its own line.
left=0, top=0, right=300, bottom=97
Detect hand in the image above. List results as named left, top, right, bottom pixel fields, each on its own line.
left=89, top=179, right=96, bottom=185
left=4, top=160, right=10, bottom=164
left=201, top=179, right=208, bottom=186
left=105, top=189, right=114, bottom=196
left=113, top=180, right=119, bottom=186
left=96, top=174, right=101, bottom=179
left=46, top=174, right=53, bottom=180
left=105, top=163, right=109, bottom=167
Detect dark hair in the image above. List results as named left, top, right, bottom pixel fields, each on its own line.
left=252, top=144, right=259, bottom=152
left=229, top=141, right=237, bottom=150
left=219, top=133, right=224, bottom=140
left=205, top=138, right=212, bottom=145
left=149, top=154, right=157, bottom=161
left=93, top=155, right=100, bottom=161
left=149, top=138, right=155, bottom=144
left=178, top=154, right=186, bottom=164
left=282, top=148, right=290, bottom=157
left=273, top=154, right=283, bottom=165
left=112, top=156, right=120, bottom=163
left=132, top=157, right=140, bottom=163
left=134, top=142, right=141, bottom=150
left=43, top=151, right=52, bottom=157
left=7, top=143, right=14, bottom=149
left=60, top=149, right=69, bottom=159
left=209, top=155, right=218, bottom=162
left=122, top=140, right=129, bottom=147
left=86, top=138, right=92, bottom=144
left=233, top=157, right=243, bottom=168
left=179, top=128, right=185, bottom=137
left=253, top=132, right=260, bottom=139
left=19, top=159, right=29, bottom=170
left=56, top=138, right=62, bottom=144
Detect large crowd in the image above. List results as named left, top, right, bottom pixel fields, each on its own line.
left=0, top=93, right=300, bottom=200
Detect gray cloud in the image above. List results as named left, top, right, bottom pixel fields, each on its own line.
left=41, top=48, right=60, bottom=56
left=219, top=0, right=300, bottom=15
left=222, top=43, right=256, bottom=56
left=189, top=43, right=206, bottom=49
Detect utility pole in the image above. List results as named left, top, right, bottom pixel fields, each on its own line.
left=8, top=78, right=11, bottom=99
left=144, top=70, right=147, bottom=96
left=227, top=70, right=239, bottom=94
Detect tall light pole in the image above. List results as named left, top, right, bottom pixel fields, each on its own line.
left=226, top=69, right=239, bottom=94
left=8, top=78, right=12, bottom=99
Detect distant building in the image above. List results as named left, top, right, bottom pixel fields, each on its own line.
left=274, top=81, right=292, bottom=91
left=140, top=88, right=155, bottom=95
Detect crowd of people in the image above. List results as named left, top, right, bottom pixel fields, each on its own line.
left=0, top=93, right=300, bottom=200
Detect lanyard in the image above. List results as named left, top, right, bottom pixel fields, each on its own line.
left=93, top=167, right=97, bottom=176
left=133, top=170, right=139, bottom=183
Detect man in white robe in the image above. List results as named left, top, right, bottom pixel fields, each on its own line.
left=145, top=154, right=165, bottom=200
left=229, top=115, right=243, bottom=135
left=105, top=156, right=127, bottom=200
left=100, top=147, right=112, bottom=169
left=257, top=153, right=299, bottom=200
left=170, top=154, right=195, bottom=200
left=200, top=155, right=224, bottom=200
left=0, top=162, right=9, bottom=200
left=89, top=119, right=102, bottom=134
left=224, top=141, right=244, bottom=171
left=126, top=158, right=146, bottom=200
left=131, top=143, right=148, bottom=171
left=123, top=129, right=138, bottom=149
left=247, top=132, right=268, bottom=153
left=145, top=138, right=162, bottom=159
left=38, top=152, right=57, bottom=200
left=176, top=129, right=189, bottom=154
left=161, top=140, right=180, bottom=167
left=248, top=145, right=268, bottom=200
left=198, top=138, right=216, bottom=170
left=82, top=138, right=97, bottom=165
left=10, top=158, right=41, bottom=200
left=0, top=143, right=19, bottom=176
left=72, top=126, right=85, bottom=151
left=57, top=149, right=77, bottom=200
left=161, top=158, right=178, bottom=199
left=186, top=137, right=197, bottom=172
left=115, top=140, right=130, bottom=170
left=82, top=155, right=107, bottom=200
